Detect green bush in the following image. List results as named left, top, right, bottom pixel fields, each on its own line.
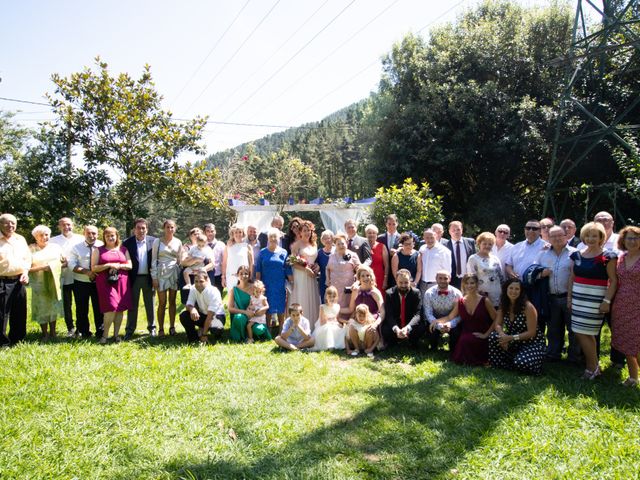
left=372, top=178, right=444, bottom=234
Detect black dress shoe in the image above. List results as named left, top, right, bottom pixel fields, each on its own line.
left=123, top=333, right=133, bottom=341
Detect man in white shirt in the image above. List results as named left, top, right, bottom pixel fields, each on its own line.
left=204, top=223, right=225, bottom=293
left=50, top=217, right=84, bottom=336
left=577, top=211, right=620, bottom=253
left=424, top=270, right=462, bottom=352
left=536, top=226, right=580, bottom=362
left=68, top=225, right=104, bottom=339
left=0, top=213, right=32, bottom=346
left=505, top=220, right=547, bottom=279
left=418, top=229, right=451, bottom=296
left=492, top=224, right=514, bottom=275
left=179, top=272, right=225, bottom=344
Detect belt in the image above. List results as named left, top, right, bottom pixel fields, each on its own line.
left=549, top=292, right=567, bottom=298
left=0, top=275, right=21, bottom=280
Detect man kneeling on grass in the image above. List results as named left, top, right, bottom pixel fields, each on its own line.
left=179, top=272, right=225, bottom=345
left=274, top=303, right=314, bottom=351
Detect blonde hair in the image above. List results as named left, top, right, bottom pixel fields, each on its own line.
left=354, top=304, right=375, bottom=325
left=252, top=280, right=265, bottom=294
left=228, top=223, right=246, bottom=246
left=475, top=231, right=496, bottom=247
left=324, top=285, right=338, bottom=301
left=103, top=226, right=121, bottom=247
left=580, top=222, right=606, bottom=247
left=356, top=264, right=377, bottom=286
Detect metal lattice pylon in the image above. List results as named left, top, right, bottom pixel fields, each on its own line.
left=543, top=0, right=640, bottom=222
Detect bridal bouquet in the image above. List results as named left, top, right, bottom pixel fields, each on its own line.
left=287, top=255, right=308, bottom=267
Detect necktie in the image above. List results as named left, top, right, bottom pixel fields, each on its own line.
left=455, top=241, right=461, bottom=276
left=400, top=294, right=406, bottom=328
left=348, top=238, right=353, bottom=250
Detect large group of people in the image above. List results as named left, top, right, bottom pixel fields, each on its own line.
left=1, top=210, right=639, bottom=386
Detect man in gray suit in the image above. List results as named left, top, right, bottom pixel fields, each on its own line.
left=123, top=218, right=156, bottom=339
left=344, top=218, right=370, bottom=262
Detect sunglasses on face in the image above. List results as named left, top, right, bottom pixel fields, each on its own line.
left=497, top=229, right=510, bottom=234
left=525, top=226, right=540, bottom=231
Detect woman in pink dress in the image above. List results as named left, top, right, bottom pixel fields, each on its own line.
left=326, top=234, right=361, bottom=321
left=364, top=224, right=389, bottom=291
left=611, top=226, right=640, bottom=387
left=92, top=227, right=132, bottom=344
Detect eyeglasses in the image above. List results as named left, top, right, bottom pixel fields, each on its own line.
left=496, top=229, right=510, bottom=234
left=540, top=225, right=553, bottom=229
left=525, top=226, right=540, bottom=231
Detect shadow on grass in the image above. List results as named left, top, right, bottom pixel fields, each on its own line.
left=161, top=362, right=548, bottom=479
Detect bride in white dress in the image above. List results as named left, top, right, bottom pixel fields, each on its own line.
left=289, top=220, right=320, bottom=329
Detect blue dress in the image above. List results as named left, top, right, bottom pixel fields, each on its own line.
left=397, top=250, right=419, bottom=281
left=256, top=246, right=292, bottom=314
left=317, top=248, right=332, bottom=302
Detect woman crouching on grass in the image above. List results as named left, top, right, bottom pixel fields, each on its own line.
left=488, top=278, right=546, bottom=375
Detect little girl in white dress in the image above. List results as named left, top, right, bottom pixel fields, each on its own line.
left=312, top=286, right=345, bottom=351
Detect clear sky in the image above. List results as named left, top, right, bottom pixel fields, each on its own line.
left=1, top=0, right=552, bottom=157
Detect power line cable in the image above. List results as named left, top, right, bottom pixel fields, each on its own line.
left=0, top=96, right=49, bottom=107
left=251, top=0, right=401, bottom=117
left=287, top=0, right=467, bottom=124
left=171, top=0, right=251, bottom=106
left=209, top=0, right=331, bottom=115
left=220, top=0, right=357, bottom=123
left=183, top=0, right=282, bottom=114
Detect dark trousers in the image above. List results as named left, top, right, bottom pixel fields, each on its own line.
left=547, top=295, right=581, bottom=361
left=381, top=320, right=427, bottom=347
left=126, top=275, right=155, bottom=335
left=0, top=278, right=27, bottom=345
left=62, top=283, right=75, bottom=331
left=180, top=310, right=225, bottom=343
left=73, top=281, right=103, bottom=337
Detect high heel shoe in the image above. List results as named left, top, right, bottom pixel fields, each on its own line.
left=581, top=366, right=601, bottom=380
left=622, top=377, right=639, bottom=387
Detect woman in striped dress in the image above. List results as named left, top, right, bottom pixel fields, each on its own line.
left=568, top=222, right=618, bottom=380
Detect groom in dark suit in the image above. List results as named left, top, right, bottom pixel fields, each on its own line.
left=123, top=218, right=156, bottom=339
left=381, top=269, right=426, bottom=347
left=442, top=221, right=476, bottom=289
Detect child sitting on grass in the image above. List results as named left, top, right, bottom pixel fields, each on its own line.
left=246, top=280, right=271, bottom=343
left=346, top=303, right=378, bottom=358
left=275, top=303, right=315, bottom=351
left=182, top=234, right=213, bottom=289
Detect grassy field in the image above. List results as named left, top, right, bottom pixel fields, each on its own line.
left=1, top=305, right=639, bottom=479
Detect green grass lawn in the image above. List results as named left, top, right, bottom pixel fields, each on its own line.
left=1, top=302, right=639, bottom=479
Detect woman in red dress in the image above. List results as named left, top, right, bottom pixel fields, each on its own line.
left=611, top=226, right=640, bottom=387
left=364, top=224, right=389, bottom=291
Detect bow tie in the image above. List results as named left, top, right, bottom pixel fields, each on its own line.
left=437, top=290, right=449, bottom=296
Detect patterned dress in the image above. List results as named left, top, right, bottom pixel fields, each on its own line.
left=488, top=309, right=546, bottom=375
left=611, top=253, right=640, bottom=356
left=570, top=250, right=617, bottom=335
left=466, top=253, right=504, bottom=307
left=327, top=252, right=360, bottom=320
left=29, top=243, right=63, bottom=324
